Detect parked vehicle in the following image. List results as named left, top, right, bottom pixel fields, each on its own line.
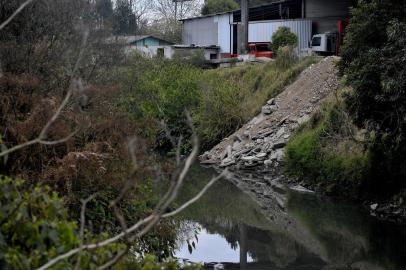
left=248, top=43, right=273, bottom=59
left=309, top=20, right=348, bottom=56
left=310, top=32, right=338, bottom=55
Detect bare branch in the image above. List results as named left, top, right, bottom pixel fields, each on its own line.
left=0, top=25, right=90, bottom=159
left=97, top=249, right=128, bottom=270
left=0, top=0, right=36, bottom=31
left=74, top=194, right=99, bottom=270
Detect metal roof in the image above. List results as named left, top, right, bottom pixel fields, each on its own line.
left=180, top=0, right=291, bottom=21
left=106, top=35, right=174, bottom=45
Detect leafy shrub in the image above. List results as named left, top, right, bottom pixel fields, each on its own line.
left=271, top=27, right=298, bottom=54
left=339, top=0, right=406, bottom=191
left=201, top=0, right=239, bottom=15
left=0, top=175, right=124, bottom=269
left=0, top=175, right=201, bottom=269
left=122, top=57, right=202, bottom=149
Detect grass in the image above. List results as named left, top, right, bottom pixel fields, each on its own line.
left=284, top=92, right=372, bottom=198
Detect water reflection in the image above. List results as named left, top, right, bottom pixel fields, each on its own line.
left=173, top=165, right=406, bottom=270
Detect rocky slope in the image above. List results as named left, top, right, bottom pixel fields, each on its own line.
left=200, top=56, right=340, bottom=174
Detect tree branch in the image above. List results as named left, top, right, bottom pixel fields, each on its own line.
left=0, top=0, right=36, bottom=31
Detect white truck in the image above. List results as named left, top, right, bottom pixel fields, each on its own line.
left=309, top=32, right=338, bottom=56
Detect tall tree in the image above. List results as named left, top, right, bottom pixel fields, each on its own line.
left=201, top=0, right=239, bottom=15
left=150, top=0, right=201, bottom=42
left=340, top=0, right=406, bottom=186
left=113, top=0, right=137, bottom=34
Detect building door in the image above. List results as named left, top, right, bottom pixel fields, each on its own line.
left=157, top=48, right=164, bottom=58
left=233, top=24, right=238, bottom=54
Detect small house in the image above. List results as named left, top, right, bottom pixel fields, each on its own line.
left=109, top=35, right=175, bottom=58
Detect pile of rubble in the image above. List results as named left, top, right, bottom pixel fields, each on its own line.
left=200, top=56, right=340, bottom=173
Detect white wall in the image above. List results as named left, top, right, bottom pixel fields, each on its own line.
left=216, top=14, right=232, bottom=53
left=249, top=19, right=313, bottom=53
left=126, top=46, right=174, bottom=58
left=182, top=17, right=218, bottom=46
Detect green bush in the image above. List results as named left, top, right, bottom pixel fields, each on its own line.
left=0, top=175, right=200, bottom=269
left=201, top=0, right=239, bottom=15
left=284, top=100, right=371, bottom=198
left=339, top=0, right=406, bottom=191
left=0, top=175, right=125, bottom=269
left=271, top=26, right=298, bottom=54
left=122, top=57, right=202, bottom=149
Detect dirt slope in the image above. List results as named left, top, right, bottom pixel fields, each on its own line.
left=200, top=56, right=340, bottom=172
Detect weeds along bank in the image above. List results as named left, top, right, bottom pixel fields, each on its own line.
left=121, top=53, right=318, bottom=152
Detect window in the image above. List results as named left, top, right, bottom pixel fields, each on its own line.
left=210, top=53, right=218, bottom=60
left=312, top=37, right=322, bottom=47
left=256, top=44, right=271, bottom=52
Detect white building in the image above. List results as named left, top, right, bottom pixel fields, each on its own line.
left=181, top=0, right=352, bottom=57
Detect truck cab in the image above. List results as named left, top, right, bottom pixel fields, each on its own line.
left=248, top=43, right=274, bottom=59
left=310, top=33, right=338, bottom=56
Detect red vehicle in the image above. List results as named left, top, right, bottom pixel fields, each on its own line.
left=248, top=43, right=273, bottom=58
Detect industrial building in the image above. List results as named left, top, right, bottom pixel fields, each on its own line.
left=181, top=0, right=353, bottom=57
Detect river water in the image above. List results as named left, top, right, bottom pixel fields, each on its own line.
left=172, top=165, right=406, bottom=270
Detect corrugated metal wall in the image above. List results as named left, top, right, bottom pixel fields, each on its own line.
left=216, top=14, right=232, bottom=53
left=249, top=19, right=312, bottom=53
left=182, top=17, right=218, bottom=47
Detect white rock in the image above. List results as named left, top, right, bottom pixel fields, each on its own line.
left=241, top=156, right=257, bottom=162
left=270, top=149, right=285, bottom=162
left=264, top=159, right=273, bottom=167
left=297, top=115, right=311, bottom=125
left=276, top=127, right=286, bottom=138
left=255, top=153, right=267, bottom=159
left=267, top=98, right=276, bottom=105
left=290, top=185, right=315, bottom=194
left=370, top=203, right=379, bottom=211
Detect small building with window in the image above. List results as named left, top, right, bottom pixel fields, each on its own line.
left=108, top=35, right=175, bottom=58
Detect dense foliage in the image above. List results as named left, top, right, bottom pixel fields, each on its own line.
left=0, top=176, right=200, bottom=270
left=270, top=26, right=298, bottom=54
left=201, top=0, right=281, bottom=15
left=122, top=53, right=317, bottom=151
left=0, top=176, right=123, bottom=269
left=201, top=0, right=239, bottom=15
left=0, top=0, right=181, bottom=265
left=340, top=0, right=406, bottom=192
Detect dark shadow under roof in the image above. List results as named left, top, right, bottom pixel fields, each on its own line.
left=180, top=0, right=302, bottom=22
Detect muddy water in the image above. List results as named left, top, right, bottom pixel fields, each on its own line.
left=173, top=165, right=406, bottom=270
